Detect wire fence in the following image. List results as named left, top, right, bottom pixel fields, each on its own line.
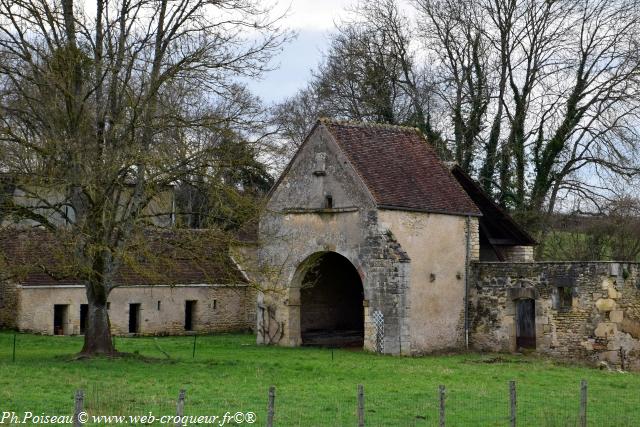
left=9, top=380, right=636, bottom=426
left=1, top=333, right=640, bottom=426
left=2, top=379, right=637, bottom=426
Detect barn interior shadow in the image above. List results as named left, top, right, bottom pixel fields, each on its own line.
left=300, top=252, right=364, bottom=348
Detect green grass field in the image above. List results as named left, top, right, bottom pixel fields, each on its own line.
left=0, top=331, right=638, bottom=426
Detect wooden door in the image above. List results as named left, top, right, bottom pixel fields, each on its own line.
left=516, top=299, right=536, bottom=349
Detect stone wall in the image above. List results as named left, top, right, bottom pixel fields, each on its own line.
left=0, top=281, right=19, bottom=329
left=258, top=207, right=413, bottom=354
left=360, top=213, right=411, bottom=355
left=470, top=261, right=640, bottom=369
left=378, top=211, right=476, bottom=353
left=17, top=284, right=253, bottom=336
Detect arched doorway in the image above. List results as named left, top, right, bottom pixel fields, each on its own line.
left=298, top=252, right=364, bottom=348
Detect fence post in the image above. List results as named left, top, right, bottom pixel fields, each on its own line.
left=192, top=335, right=197, bottom=359
left=267, top=385, right=276, bottom=427
left=439, top=385, right=446, bottom=427
left=357, top=384, right=365, bottom=427
left=579, top=380, right=587, bottom=427
left=12, top=333, right=16, bottom=362
left=73, top=390, right=84, bottom=427
left=175, top=389, right=186, bottom=427
left=509, top=380, right=516, bottom=427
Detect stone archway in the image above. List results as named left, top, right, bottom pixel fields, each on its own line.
left=293, top=251, right=364, bottom=348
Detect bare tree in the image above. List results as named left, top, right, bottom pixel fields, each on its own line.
left=417, top=0, right=491, bottom=171
left=604, top=197, right=640, bottom=261
left=272, top=0, right=448, bottom=157
left=0, top=0, right=290, bottom=355
left=414, top=0, right=640, bottom=224
left=277, top=0, right=640, bottom=226
left=271, top=86, right=322, bottom=150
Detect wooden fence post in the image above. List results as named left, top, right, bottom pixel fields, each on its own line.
left=267, top=385, right=276, bottom=427
left=439, top=385, right=446, bottom=427
left=579, top=380, right=587, bottom=427
left=509, top=380, right=516, bottom=427
left=175, top=389, right=186, bottom=427
left=357, top=384, right=365, bottom=427
left=73, top=390, right=84, bottom=427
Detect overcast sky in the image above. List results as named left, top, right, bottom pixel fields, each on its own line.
left=245, top=0, right=356, bottom=105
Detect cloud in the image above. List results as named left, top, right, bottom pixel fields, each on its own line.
left=282, top=0, right=354, bottom=30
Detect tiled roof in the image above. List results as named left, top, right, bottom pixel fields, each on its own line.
left=321, top=119, right=481, bottom=216
left=0, top=229, right=246, bottom=287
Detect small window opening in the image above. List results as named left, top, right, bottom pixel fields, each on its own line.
left=558, top=287, right=573, bottom=310
left=213, top=299, right=217, bottom=310
left=325, top=195, right=333, bottom=209
left=157, top=300, right=161, bottom=311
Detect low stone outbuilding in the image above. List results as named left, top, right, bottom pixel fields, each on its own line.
left=0, top=230, right=254, bottom=336
left=258, top=119, right=534, bottom=354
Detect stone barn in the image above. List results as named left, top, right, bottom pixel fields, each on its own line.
left=258, top=119, right=534, bottom=355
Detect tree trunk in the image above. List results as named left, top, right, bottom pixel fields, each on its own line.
left=498, top=143, right=512, bottom=207
left=80, top=280, right=115, bottom=355
left=81, top=300, right=114, bottom=355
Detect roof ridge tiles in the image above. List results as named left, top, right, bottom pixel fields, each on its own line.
left=318, top=117, right=421, bottom=133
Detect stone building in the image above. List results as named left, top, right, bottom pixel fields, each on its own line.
left=0, top=230, right=254, bottom=336
left=0, top=179, right=176, bottom=229
left=258, top=119, right=534, bottom=355
left=0, top=178, right=256, bottom=336
left=258, top=118, right=640, bottom=368
left=469, top=261, right=640, bottom=369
